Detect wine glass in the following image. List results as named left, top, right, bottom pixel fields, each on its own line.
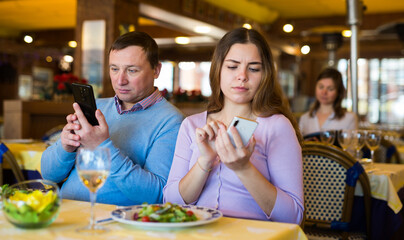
left=76, top=147, right=111, bottom=234
left=320, top=130, right=335, bottom=145
left=338, top=130, right=353, bottom=151
left=365, top=130, right=382, bottom=162
left=351, top=130, right=366, bottom=160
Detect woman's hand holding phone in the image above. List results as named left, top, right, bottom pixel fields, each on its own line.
left=214, top=117, right=257, bottom=172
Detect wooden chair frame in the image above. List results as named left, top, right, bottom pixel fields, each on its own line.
left=302, top=141, right=372, bottom=239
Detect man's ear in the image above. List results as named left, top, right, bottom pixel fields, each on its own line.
left=154, top=62, right=162, bottom=79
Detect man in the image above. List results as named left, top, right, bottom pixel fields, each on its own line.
left=41, top=31, right=184, bottom=206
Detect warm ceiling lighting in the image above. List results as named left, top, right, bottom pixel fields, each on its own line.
left=24, top=35, right=33, bottom=43
left=342, top=30, right=352, bottom=37
left=46, top=56, right=53, bottom=62
left=68, top=41, right=77, bottom=48
left=283, top=24, right=294, bottom=33
left=243, top=23, right=252, bottom=29
left=301, top=45, right=310, bottom=55
left=63, top=55, right=74, bottom=63
left=194, top=26, right=211, bottom=34
left=175, top=36, right=190, bottom=45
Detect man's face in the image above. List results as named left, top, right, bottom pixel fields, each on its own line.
left=109, top=46, right=161, bottom=110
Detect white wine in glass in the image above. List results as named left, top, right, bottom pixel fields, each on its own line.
left=365, top=130, right=382, bottom=162
left=338, top=130, right=353, bottom=151
left=76, top=147, right=111, bottom=234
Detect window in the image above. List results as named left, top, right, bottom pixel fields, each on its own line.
left=155, top=61, right=173, bottom=92
left=178, top=61, right=211, bottom=96
left=338, top=58, right=404, bottom=125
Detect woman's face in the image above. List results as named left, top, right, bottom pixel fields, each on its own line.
left=220, top=43, right=262, bottom=106
left=315, top=77, right=338, bottom=106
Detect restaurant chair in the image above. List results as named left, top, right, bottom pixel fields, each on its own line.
left=373, top=138, right=401, bottom=164
left=0, top=142, right=26, bottom=185
left=42, top=124, right=64, bottom=145
left=303, top=131, right=341, bottom=148
left=302, top=141, right=372, bottom=240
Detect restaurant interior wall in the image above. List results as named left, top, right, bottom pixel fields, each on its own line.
left=1, top=0, right=404, bottom=137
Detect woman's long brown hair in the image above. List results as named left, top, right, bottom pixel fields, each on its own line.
left=207, top=28, right=303, bottom=144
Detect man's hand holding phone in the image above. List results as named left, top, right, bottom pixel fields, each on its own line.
left=60, top=112, right=82, bottom=152
left=71, top=103, right=109, bottom=149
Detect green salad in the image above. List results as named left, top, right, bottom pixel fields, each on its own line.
left=133, top=202, right=198, bottom=223
left=1, top=184, right=60, bottom=225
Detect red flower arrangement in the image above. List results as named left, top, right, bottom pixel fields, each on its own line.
left=53, top=73, right=88, bottom=95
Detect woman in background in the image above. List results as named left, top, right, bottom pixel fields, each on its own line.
left=299, top=67, right=358, bottom=137
left=163, top=28, right=304, bottom=224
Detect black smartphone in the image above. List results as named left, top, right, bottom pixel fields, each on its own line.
left=227, top=116, right=258, bottom=147
left=71, top=83, right=99, bottom=126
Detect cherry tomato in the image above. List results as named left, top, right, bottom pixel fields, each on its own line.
left=141, top=216, right=150, bottom=222
left=186, top=210, right=194, bottom=216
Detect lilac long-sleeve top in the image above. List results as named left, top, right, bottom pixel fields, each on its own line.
left=163, top=111, right=304, bottom=224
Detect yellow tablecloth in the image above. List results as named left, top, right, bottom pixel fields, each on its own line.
left=355, top=163, right=404, bottom=213
left=0, top=199, right=307, bottom=240
left=2, top=141, right=47, bottom=174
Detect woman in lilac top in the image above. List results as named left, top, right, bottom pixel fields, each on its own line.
left=163, top=28, right=304, bottom=224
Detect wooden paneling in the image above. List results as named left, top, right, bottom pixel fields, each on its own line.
left=3, top=100, right=73, bottom=139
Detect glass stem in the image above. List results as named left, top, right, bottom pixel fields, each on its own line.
left=89, top=191, right=97, bottom=229
left=370, top=150, right=374, bottom=161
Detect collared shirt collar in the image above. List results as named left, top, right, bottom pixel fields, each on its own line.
left=114, top=88, right=163, bottom=114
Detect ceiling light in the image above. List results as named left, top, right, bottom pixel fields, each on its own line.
left=24, top=35, right=33, bottom=43
left=342, top=30, right=352, bottom=37
left=46, top=56, right=53, bottom=62
left=63, top=55, right=74, bottom=63
left=243, top=23, right=252, bottom=29
left=68, top=41, right=77, bottom=48
left=194, top=26, right=211, bottom=34
left=301, top=45, right=310, bottom=55
left=283, top=24, right=294, bottom=33
left=175, top=37, right=190, bottom=45
left=140, top=4, right=226, bottom=39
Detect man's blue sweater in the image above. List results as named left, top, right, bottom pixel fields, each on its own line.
left=41, top=97, right=184, bottom=206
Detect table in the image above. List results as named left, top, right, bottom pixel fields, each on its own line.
left=352, top=163, right=404, bottom=240
left=355, top=163, right=404, bottom=213
left=0, top=199, right=307, bottom=240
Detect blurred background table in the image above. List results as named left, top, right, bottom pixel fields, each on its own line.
left=355, top=163, right=404, bottom=212
left=0, top=199, right=307, bottom=240
left=353, top=163, right=404, bottom=240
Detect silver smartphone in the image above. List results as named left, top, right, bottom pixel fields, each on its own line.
left=227, top=116, right=258, bottom=147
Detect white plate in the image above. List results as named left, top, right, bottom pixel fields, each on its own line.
left=111, top=204, right=222, bottom=228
